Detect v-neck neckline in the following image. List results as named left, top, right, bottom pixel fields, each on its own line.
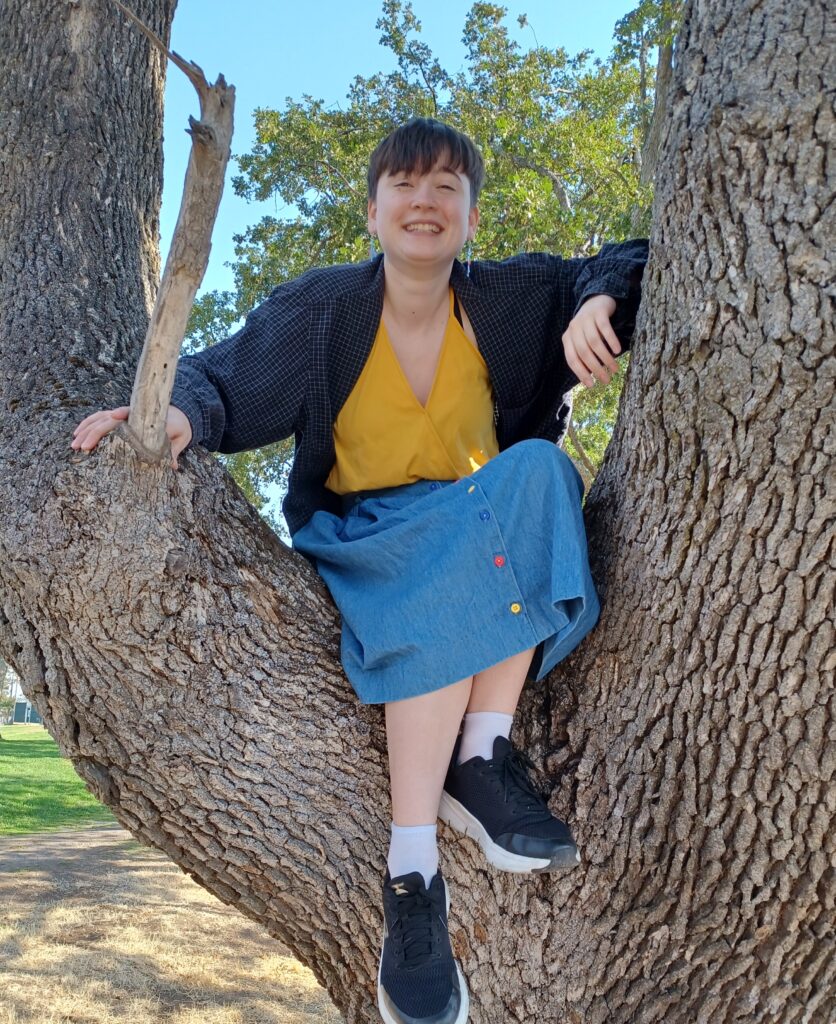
left=380, top=292, right=454, bottom=411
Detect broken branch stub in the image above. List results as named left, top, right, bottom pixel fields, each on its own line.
left=111, top=1, right=235, bottom=464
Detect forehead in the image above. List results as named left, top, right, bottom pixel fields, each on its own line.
left=382, top=160, right=467, bottom=181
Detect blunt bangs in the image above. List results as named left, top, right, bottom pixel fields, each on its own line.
left=367, top=118, right=485, bottom=207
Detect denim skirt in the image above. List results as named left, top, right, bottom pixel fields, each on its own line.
left=292, top=439, right=600, bottom=704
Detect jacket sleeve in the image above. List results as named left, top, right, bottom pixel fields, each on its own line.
left=566, top=238, right=649, bottom=350
left=169, top=283, right=311, bottom=454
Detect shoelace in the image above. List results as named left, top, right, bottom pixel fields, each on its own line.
left=497, top=749, right=555, bottom=826
left=390, top=886, right=438, bottom=968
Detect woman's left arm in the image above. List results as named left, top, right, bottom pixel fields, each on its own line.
left=563, top=238, right=649, bottom=389
left=562, top=294, right=620, bottom=389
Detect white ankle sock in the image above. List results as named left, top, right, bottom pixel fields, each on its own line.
left=457, top=711, right=514, bottom=764
left=387, top=823, right=438, bottom=888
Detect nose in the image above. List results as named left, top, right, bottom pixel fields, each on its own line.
left=410, top=181, right=437, bottom=207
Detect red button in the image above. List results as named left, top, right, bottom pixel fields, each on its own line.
left=494, top=555, right=505, bottom=568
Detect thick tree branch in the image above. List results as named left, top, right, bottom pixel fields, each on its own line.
left=640, top=35, right=674, bottom=188
left=494, top=146, right=573, bottom=211
left=109, top=0, right=235, bottom=464
left=567, top=422, right=598, bottom=484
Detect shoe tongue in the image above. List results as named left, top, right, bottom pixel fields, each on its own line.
left=491, top=735, right=513, bottom=759
left=388, top=870, right=427, bottom=894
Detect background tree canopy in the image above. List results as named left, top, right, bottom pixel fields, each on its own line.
left=186, top=0, right=681, bottom=533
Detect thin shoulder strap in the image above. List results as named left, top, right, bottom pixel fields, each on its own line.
left=452, top=291, right=463, bottom=328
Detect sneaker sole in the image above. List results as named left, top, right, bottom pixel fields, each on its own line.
left=438, top=793, right=581, bottom=873
left=376, top=880, right=470, bottom=1024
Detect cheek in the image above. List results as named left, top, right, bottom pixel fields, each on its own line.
left=377, top=198, right=402, bottom=221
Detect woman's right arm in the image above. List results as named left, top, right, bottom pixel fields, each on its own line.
left=69, top=277, right=312, bottom=466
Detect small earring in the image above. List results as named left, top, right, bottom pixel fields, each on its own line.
left=369, top=235, right=378, bottom=259
left=465, top=239, right=473, bottom=278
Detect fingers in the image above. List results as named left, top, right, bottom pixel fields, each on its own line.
left=564, top=343, right=597, bottom=389
left=71, top=405, right=188, bottom=472
left=72, top=405, right=129, bottom=435
left=563, top=319, right=622, bottom=388
left=564, top=331, right=609, bottom=387
left=170, top=436, right=189, bottom=472
left=70, top=406, right=130, bottom=453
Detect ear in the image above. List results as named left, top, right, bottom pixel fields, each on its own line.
left=467, top=205, right=480, bottom=241
left=367, top=198, right=377, bottom=236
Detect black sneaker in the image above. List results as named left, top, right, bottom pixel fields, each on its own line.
left=439, top=736, right=580, bottom=873
left=377, top=869, right=468, bottom=1024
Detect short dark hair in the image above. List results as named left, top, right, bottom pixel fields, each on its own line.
left=367, top=118, right=485, bottom=207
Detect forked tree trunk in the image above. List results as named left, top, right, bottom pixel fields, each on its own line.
left=0, top=1, right=832, bottom=1022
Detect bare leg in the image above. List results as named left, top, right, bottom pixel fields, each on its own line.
left=466, top=646, right=536, bottom=715
left=380, top=680, right=473, bottom=1022
left=385, top=676, right=473, bottom=825
left=385, top=646, right=536, bottom=826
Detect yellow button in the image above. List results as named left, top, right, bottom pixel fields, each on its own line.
left=467, top=485, right=475, bottom=494
left=510, top=602, right=522, bottom=614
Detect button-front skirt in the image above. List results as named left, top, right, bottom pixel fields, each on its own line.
left=292, top=439, right=600, bottom=704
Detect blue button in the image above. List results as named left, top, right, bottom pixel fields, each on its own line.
left=479, top=510, right=491, bottom=521
left=429, top=482, right=441, bottom=491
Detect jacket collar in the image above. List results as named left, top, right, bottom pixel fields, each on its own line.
left=449, top=259, right=515, bottom=410
left=328, top=256, right=386, bottom=423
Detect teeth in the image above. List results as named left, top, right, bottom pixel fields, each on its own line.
left=406, top=224, right=440, bottom=233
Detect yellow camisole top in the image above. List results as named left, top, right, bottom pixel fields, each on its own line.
left=325, top=289, right=499, bottom=495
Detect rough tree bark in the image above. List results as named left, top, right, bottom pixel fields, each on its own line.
left=0, top=1, right=832, bottom=1022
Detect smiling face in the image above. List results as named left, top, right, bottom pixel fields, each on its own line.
left=367, top=159, right=480, bottom=274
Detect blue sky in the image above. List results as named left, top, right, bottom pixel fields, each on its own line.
left=160, top=1, right=633, bottom=299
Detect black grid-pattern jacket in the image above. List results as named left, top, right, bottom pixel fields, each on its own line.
left=171, top=240, right=648, bottom=535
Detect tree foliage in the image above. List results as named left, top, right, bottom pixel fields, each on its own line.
left=186, top=1, right=679, bottom=528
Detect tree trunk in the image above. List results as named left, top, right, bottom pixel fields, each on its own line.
left=1, top=1, right=832, bottom=1022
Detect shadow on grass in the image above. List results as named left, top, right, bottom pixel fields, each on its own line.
left=0, top=829, right=342, bottom=1023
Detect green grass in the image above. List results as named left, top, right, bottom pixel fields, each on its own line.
left=0, top=724, right=116, bottom=835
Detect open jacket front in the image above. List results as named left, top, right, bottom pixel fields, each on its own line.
left=170, top=242, right=649, bottom=536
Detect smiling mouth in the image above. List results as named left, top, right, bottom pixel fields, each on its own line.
left=405, top=224, right=442, bottom=233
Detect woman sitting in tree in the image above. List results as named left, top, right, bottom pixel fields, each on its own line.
left=72, top=118, right=647, bottom=1024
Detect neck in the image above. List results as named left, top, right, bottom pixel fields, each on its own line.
left=382, top=257, right=451, bottom=328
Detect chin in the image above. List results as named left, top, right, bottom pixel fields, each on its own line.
left=397, top=253, right=455, bottom=270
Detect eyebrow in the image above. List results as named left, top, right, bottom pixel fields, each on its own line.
left=390, top=165, right=463, bottom=179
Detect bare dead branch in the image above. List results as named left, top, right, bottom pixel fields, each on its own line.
left=110, top=0, right=200, bottom=89
left=109, top=0, right=235, bottom=464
